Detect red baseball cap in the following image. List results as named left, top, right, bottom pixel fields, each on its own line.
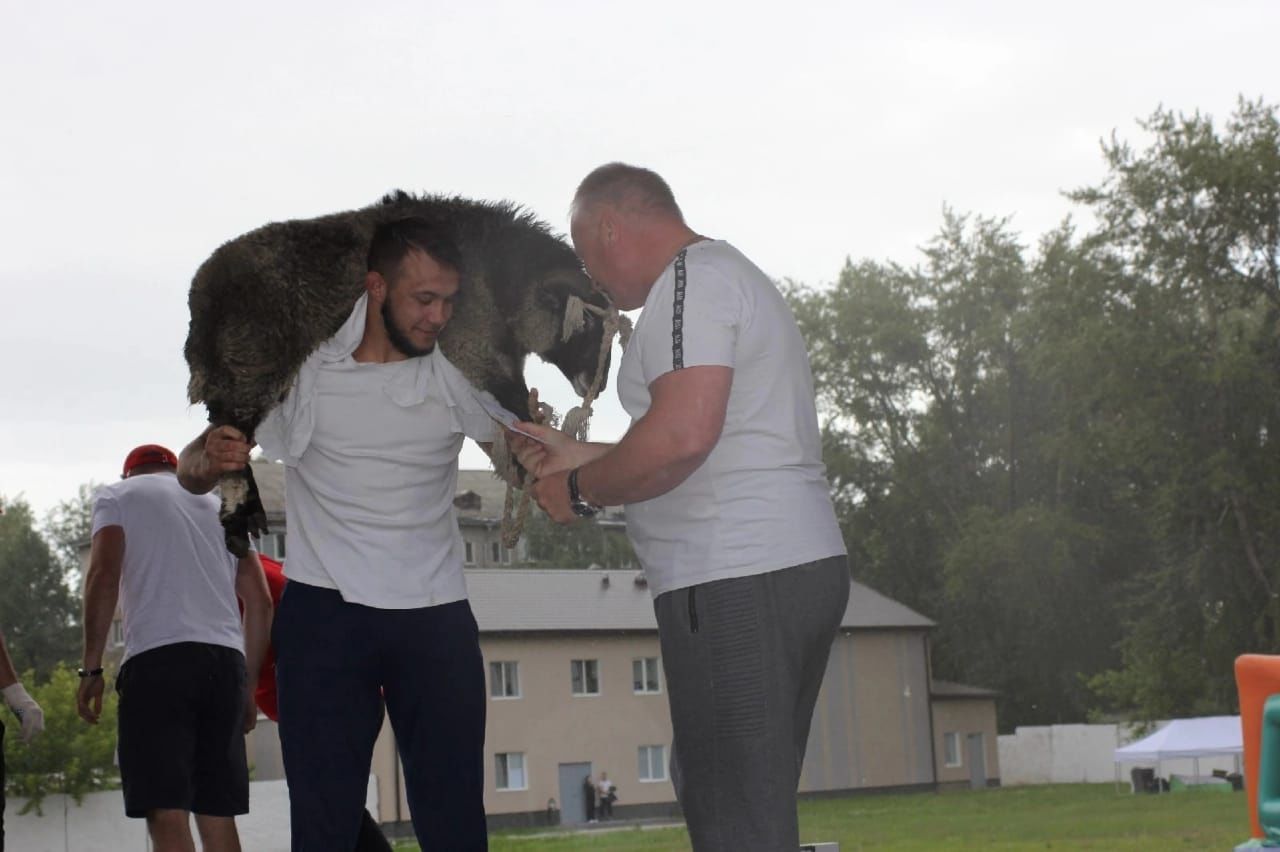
left=122, top=444, right=179, bottom=478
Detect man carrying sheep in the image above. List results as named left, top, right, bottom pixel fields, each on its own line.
left=179, top=218, right=494, bottom=851
left=511, top=163, right=850, bottom=852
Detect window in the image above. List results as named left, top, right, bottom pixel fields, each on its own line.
left=464, top=541, right=475, bottom=565
left=638, top=744, right=667, bottom=782
left=110, top=619, right=125, bottom=648
left=632, top=657, right=661, bottom=694
left=502, top=544, right=513, bottom=564
left=490, top=661, right=520, bottom=699
left=944, top=732, right=962, bottom=768
left=258, top=532, right=286, bottom=560
left=571, top=659, right=600, bottom=696
left=491, top=541, right=501, bottom=563
left=495, top=752, right=526, bottom=790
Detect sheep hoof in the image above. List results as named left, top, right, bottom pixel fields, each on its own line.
left=218, top=467, right=268, bottom=558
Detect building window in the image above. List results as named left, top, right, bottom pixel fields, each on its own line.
left=491, top=541, right=501, bottom=563
left=495, top=752, right=527, bottom=790
left=632, top=657, right=661, bottom=694
left=571, top=659, right=600, bottom=696
left=464, top=540, right=475, bottom=565
left=502, top=543, right=513, bottom=564
left=944, top=732, right=962, bottom=768
left=490, top=661, right=520, bottom=699
left=110, top=619, right=125, bottom=648
left=638, top=744, right=667, bottom=782
left=258, top=532, right=286, bottom=560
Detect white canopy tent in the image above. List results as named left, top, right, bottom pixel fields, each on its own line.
left=1113, top=715, right=1243, bottom=791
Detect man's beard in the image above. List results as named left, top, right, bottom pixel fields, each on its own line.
left=382, top=300, right=436, bottom=358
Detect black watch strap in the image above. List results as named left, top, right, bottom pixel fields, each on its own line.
left=78, top=667, right=104, bottom=679
left=568, top=468, right=599, bottom=518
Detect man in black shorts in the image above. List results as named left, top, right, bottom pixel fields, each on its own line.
left=77, top=445, right=271, bottom=851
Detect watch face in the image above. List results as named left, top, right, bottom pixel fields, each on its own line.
left=572, top=502, right=598, bottom=518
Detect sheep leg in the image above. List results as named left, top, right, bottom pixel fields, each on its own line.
left=218, top=456, right=269, bottom=558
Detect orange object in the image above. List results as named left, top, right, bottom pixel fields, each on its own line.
left=1234, top=654, right=1280, bottom=839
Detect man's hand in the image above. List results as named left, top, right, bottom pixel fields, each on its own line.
left=76, top=675, right=104, bottom=725
left=179, top=425, right=256, bottom=494
left=3, top=681, right=46, bottom=740
left=205, top=425, right=253, bottom=473
left=530, top=468, right=578, bottom=524
left=507, top=422, right=590, bottom=479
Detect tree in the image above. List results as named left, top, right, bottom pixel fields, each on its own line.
left=0, top=497, right=78, bottom=678
left=792, top=98, right=1280, bottom=726
left=523, top=511, right=638, bottom=570
left=3, top=663, right=119, bottom=814
left=43, top=481, right=100, bottom=584
left=1071, top=99, right=1280, bottom=718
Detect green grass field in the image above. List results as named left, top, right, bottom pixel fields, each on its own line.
left=396, top=783, right=1254, bottom=850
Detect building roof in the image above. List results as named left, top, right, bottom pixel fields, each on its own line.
left=930, top=679, right=999, bottom=700
left=465, top=568, right=933, bottom=634
left=250, top=459, right=287, bottom=524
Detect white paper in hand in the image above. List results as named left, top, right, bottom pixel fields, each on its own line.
left=474, top=391, right=549, bottom=444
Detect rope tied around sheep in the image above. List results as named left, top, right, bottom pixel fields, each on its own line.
left=497, top=297, right=632, bottom=547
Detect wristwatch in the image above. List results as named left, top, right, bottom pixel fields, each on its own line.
left=567, top=467, right=600, bottom=518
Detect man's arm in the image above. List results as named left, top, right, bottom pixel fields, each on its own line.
left=235, top=551, right=272, bottom=733
left=178, top=425, right=253, bottom=495
left=0, top=626, right=45, bottom=741
left=532, top=366, right=732, bottom=522
left=77, top=525, right=125, bottom=724
left=0, top=626, right=19, bottom=690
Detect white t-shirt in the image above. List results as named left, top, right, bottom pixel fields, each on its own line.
left=91, top=472, right=244, bottom=664
left=618, top=239, right=846, bottom=597
left=258, top=351, right=495, bottom=609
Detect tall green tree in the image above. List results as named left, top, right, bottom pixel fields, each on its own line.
left=792, top=214, right=1135, bottom=727
left=43, top=481, right=99, bottom=583
left=1071, top=99, right=1280, bottom=717
left=792, top=100, right=1280, bottom=726
left=0, top=497, right=78, bottom=678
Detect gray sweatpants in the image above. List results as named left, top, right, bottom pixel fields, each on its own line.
left=654, top=555, right=850, bottom=852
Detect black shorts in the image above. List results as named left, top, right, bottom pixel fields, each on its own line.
left=116, top=642, right=249, bottom=819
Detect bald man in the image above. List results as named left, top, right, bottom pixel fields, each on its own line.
left=512, top=163, right=849, bottom=852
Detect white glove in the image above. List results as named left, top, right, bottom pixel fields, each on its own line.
left=2, top=681, right=45, bottom=742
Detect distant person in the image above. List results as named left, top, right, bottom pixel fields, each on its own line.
left=512, top=163, right=849, bottom=852
left=596, top=772, right=615, bottom=819
left=1, top=626, right=46, bottom=852
left=254, top=555, right=391, bottom=852
left=78, top=444, right=271, bottom=852
left=582, top=774, right=596, bottom=823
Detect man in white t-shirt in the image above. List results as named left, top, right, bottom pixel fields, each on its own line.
left=178, top=218, right=495, bottom=851
left=512, top=164, right=849, bottom=852
left=77, top=444, right=271, bottom=852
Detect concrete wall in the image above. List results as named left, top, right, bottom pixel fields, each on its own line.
left=801, top=629, right=934, bottom=792
left=997, top=723, right=1243, bottom=786
left=4, top=777, right=377, bottom=852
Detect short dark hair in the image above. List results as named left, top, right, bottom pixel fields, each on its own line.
left=572, top=162, right=683, bottom=221
left=367, top=217, right=463, bottom=282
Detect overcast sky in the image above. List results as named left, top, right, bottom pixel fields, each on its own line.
left=2, top=1, right=1277, bottom=518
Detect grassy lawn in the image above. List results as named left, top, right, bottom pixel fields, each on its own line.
left=395, top=783, right=1253, bottom=850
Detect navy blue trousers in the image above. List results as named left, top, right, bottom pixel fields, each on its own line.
left=273, top=582, right=487, bottom=851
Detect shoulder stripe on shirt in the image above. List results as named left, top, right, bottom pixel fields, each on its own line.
left=672, top=249, right=687, bottom=370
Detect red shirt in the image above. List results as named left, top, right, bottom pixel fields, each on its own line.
left=256, top=554, right=286, bottom=722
